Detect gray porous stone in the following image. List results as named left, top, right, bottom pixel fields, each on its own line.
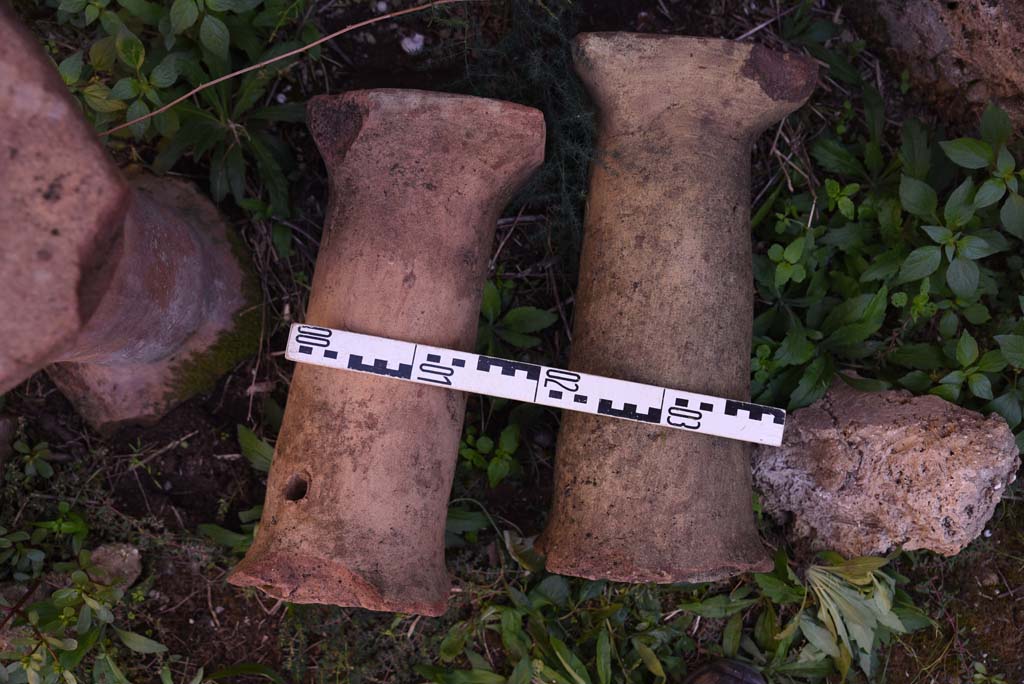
left=752, top=382, right=1020, bottom=557
left=848, top=0, right=1024, bottom=127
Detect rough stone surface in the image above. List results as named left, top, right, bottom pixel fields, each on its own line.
left=537, top=34, right=816, bottom=584
left=848, top=0, right=1024, bottom=126
left=752, top=382, right=1020, bottom=557
left=229, top=90, right=545, bottom=616
left=89, top=543, right=142, bottom=588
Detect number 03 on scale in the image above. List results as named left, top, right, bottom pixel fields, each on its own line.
left=286, top=324, right=786, bottom=447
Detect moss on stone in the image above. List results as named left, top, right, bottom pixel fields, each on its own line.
left=165, top=225, right=262, bottom=405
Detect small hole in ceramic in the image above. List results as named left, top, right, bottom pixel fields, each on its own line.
left=283, top=474, right=309, bottom=501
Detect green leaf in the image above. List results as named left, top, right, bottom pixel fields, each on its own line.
left=508, top=658, right=532, bottom=684
left=939, top=311, right=959, bottom=338
left=59, top=0, right=88, bottom=11
left=496, top=329, right=541, bottom=349
left=977, top=350, right=1006, bottom=373
left=774, top=330, right=815, bottom=367
left=921, top=225, right=952, bottom=244
left=981, top=104, right=1012, bottom=148
left=898, top=370, right=932, bottom=393
left=956, top=331, right=979, bottom=368
left=990, top=392, right=1022, bottom=429
left=722, top=612, right=742, bottom=658
left=946, top=257, right=979, bottom=299
left=633, top=642, right=665, bottom=681
left=596, top=630, right=611, bottom=684
left=200, top=15, right=230, bottom=59
left=1000, top=192, right=1024, bottom=239
left=126, top=98, right=150, bottom=139
left=150, top=55, right=178, bottom=87
left=958, top=235, right=991, bottom=260
left=899, top=175, right=937, bottom=218
left=198, top=524, right=251, bottom=551
left=82, top=83, right=127, bottom=113
left=900, top=119, right=930, bottom=179
left=997, top=146, right=1016, bottom=175
left=170, top=0, right=198, bottom=33
left=994, top=334, right=1024, bottom=368
left=237, top=425, right=273, bottom=472
left=100, top=10, right=126, bottom=36
left=118, top=0, right=163, bottom=23
left=939, top=138, right=993, bottom=169
left=790, top=356, right=833, bottom=410
left=501, top=307, right=558, bottom=334
left=677, top=594, right=757, bottom=618
left=897, top=246, right=941, bottom=283
left=486, top=456, right=511, bottom=488
left=753, top=573, right=806, bottom=602
left=439, top=622, right=470, bottom=662
left=943, top=178, right=975, bottom=227
left=550, top=637, right=592, bottom=684
left=498, top=424, right=519, bottom=454
left=860, top=251, right=902, bottom=282
left=481, top=281, right=501, bottom=323
left=530, top=575, right=570, bottom=608
left=812, top=138, right=866, bottom=177
left=799, top=614, right=839, bottom=658
left=783, top=237, right=805, bottom=263
left=968, top=373, right=993, bottom=400
left=974, top=178, right=1005, bottom=209
left=89, top=36, right=117, bottom=72
left=115, top=28, right=145, bottom=70
left=115, top=628, right=167, bottom=654
left=93, top=655, right=129, bottom=684
left=59, top=52, right=84, bottom=84
left=109, top=77, right=140, bottom=100
left=939, top=370, right=966, bottom=386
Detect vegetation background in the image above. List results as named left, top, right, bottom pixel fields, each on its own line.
left=2, top=0, right=1023, bottom=683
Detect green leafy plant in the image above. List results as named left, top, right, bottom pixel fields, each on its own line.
left=751, top=101, right=1024, bottom=458
left=420, top=549, right=927, bottom=684
left=478, top=278, right=559, bottom=355
left=458, top=422, right=521, bottom=488
left=12, top=442, right=55, bottom=481
left=49, top=0, right=314, bottom=215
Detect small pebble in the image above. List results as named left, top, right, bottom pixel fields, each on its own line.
left=401, top=33, right=425, bottom=55
left=276, top=93, right=287, bottom=104
left=374, top=0, right=387, bottom=12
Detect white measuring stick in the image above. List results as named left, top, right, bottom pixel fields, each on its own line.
left=285, top=324, right=786, bottom=446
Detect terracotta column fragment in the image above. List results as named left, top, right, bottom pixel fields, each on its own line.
left=537, top=34, right=817, bottom=583
left=228, top=90, right=544, bottom=616
left=0, top=4, right=255, bottom=432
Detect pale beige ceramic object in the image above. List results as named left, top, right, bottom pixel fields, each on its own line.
left=228, top=90, right=545, bottom=616
left=537, top=33, right=817, bottom=583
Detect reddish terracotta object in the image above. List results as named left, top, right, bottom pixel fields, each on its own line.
left=228, top=90, right=544, bottom=615
left=0, top=5, right=255, bottom=433
left=537, top=34, right=817, bottom=583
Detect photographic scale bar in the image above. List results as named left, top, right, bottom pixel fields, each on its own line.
left=285, top=324, right=786, bottom=447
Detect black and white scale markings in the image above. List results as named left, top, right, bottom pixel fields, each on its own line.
left=286, top=324, right=786, bottom=447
